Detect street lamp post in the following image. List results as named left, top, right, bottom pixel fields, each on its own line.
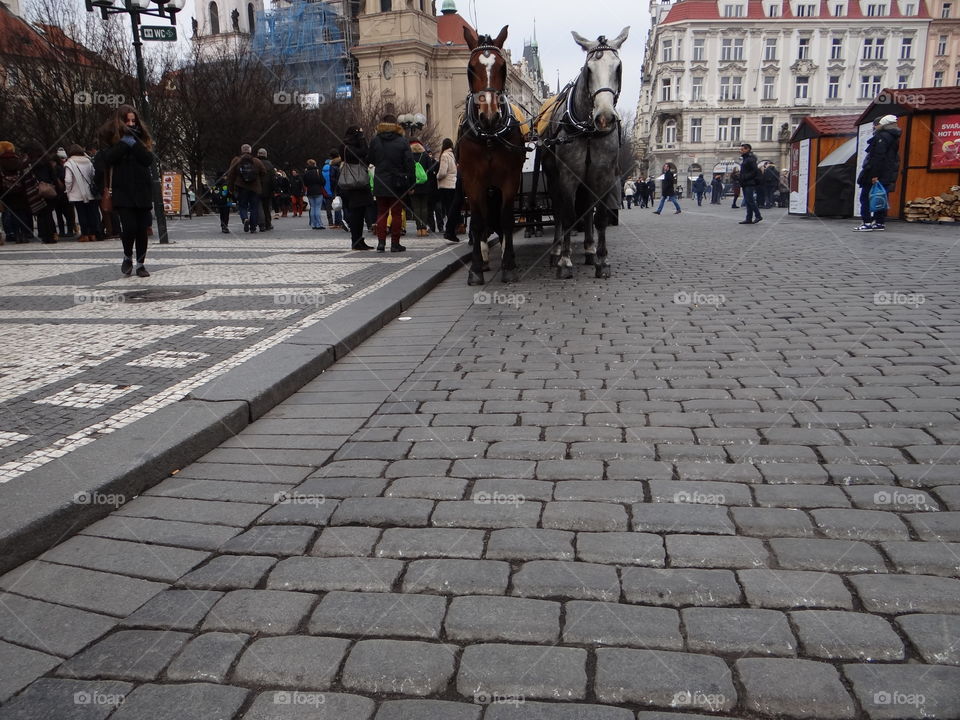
left=84, top=0, right=184, bottom=245
left=397, top=112, right=426, bottom=138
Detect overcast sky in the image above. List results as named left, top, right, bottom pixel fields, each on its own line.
left=160, top=0, right=650, bottom=124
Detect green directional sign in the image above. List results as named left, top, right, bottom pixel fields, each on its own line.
left=141, top=26, right=177, bottom=41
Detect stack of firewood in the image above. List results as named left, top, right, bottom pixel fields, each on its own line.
left=903, top=186, right=960, bottom=222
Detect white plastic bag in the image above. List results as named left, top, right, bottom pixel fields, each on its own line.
left=331, top=196, right=342, bottom=212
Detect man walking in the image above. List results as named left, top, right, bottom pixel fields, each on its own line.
left=652, top=164, right=682, bottom=215
left=854, top=115, right=901, bottom=232
left=737, top=143, right=762, bottom=225
left=256, top=148, right=275, bottom=231
left=226, top=143, right=266, bottom=233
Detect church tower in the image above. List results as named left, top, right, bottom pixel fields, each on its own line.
left=192, top=0, right=264, bottom=59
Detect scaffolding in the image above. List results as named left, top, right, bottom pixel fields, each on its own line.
left=252, top=0, right=356, bottom=99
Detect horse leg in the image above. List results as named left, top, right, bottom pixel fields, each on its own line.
left=595, top=206, right=611, bottom=279
left=557, top=226, right=574, bottom=279
left=583, top=205, right=596, bottom=266
left=500, top=203, right=518, bottom=283
left=467, top=213, right=486, bottom=286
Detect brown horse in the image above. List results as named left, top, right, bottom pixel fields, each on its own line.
left=457, top=25, right=527, bottom=285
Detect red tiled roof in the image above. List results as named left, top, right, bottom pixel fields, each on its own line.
left=803, top=114, right=860, bottom=137
left=0, top=7, right=98, bottom=65
left=857, top=87, right=960, bottom=124
left=437, top=11, right=473, bottom=45
left=662, top=1, right=720, bottom=23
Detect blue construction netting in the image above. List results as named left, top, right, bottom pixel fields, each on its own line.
left=251, top=0, right=353, bottom=98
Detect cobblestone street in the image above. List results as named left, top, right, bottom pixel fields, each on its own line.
left=1, top=203, right=960, bottom=719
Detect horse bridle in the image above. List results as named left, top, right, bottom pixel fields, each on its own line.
left=463, top=43, right=525, bottom=148
left=564, top=38, right=623, bottom=135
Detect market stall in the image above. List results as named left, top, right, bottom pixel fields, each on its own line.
left=788, top=114, right=859, bottom=217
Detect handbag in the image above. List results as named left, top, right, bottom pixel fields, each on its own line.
left=100, top=169, right=113, bottom=213
left=338, top=162, right=368, bottom=191
left=37, top=181, right=57, bottom=200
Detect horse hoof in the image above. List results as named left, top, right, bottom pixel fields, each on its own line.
left=556, top=266, right=573, bottom=280
left=584, top=254, right=595, bottom=266
left=502, top=269, right=518, bottom=283
left=596, top=264, right=611, bottom=279
left=468, top=272, right=485, bottom=286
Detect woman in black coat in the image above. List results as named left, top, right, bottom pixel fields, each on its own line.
left=99, top=104, right=155, bottom=277
left=339, top=125, right=374, bottom=250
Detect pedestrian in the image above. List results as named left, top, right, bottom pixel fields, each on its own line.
left=737, top=142, right=762, bottom=225
left=274, top=169, right=291, bottom=218
left=186, top=186, right=196, bottom=216
left=778, top=170, right=790, bottom=208
left=854, top=114, right=901, bottom=232
left=211, top=170, right=232, bottom=233
left=645, top=177, right=656, bottom=207
left=25, top=144, right=57, bottom=244
left=636, top=177, right=649, bottom=208
left=0, top=141, right=43, bottom=245
left=623, top=178, right=636, bottom=209
left=710, top=174, right=723, bottom=204
left=256, top=148, right=274, bottom=231
left=303, top=158, right=327, bottom=229
left=730, top=168, right=741, bottom=208
left=408, top=139, right=432, bottom=236
left=763, top=161, right=779, bottom=209
left=226, top=143, right=267, bottom=233
left=691, top=173, right=706, bottom=206
left=321, top=151, right=343, bottom=229
left=436, top=138, right=459, bottom=241
left=367, top=113, right=414, bottom=252
left=338, top=124, right=373, bottom=250
left=63, top=144, right=100, bottom=242
left=99, top=104, right=156, bottom=275
left=289, top=168, right=304, bottom=217
left=425, top=148, right=441, bottom=232
left=652, top=164, right=681, bottom=215
left=54, top=147, right=77, bottom=239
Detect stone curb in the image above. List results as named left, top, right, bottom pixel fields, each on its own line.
left=0, top=244, right=471, bottom=574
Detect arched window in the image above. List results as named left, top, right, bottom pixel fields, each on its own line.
left=209, top=1, right=220, bottom=34
left=425, top=103, right=431, bottom=124
left=247, top=3, right=255, bottom=34
left=380, top=0, right=391, bottom=11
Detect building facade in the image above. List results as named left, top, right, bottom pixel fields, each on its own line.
left=923, top=0, right=960, bottom=86
left=636, top=0, right=931, bottom=183
left=352, top=0, right=545, bottom=140
left=193, top=0, right=265, bottom=59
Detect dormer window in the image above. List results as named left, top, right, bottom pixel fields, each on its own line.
left=866, top=3, right=888, bottom=15
left=722, top=3, right=746, bottom=16
left=903, top=2, right=916, bottom=14
left=796, top=3, right=817, bottom=15
left=942, top=1, right=952, bottom=16
left=833, top=2, right=846, bottom=14
left=767, top=3, right=781, bottom=15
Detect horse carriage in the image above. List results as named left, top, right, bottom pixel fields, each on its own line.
left=456, top=24, right=629, bottom=284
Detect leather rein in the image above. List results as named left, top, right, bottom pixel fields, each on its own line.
left=461, top=44, right=527, bottom=153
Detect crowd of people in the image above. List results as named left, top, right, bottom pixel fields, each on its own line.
left=210, top=114, right=465, bottom=253
left=619, top=154, right=791, bottom=220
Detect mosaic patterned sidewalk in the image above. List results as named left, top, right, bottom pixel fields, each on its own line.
left=0, top=216, right=456, bottom=484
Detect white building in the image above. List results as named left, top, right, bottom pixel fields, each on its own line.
left=636, top=0, right=931, bottom=182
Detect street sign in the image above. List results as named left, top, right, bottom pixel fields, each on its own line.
left=141, top=26, right=177, bottom=41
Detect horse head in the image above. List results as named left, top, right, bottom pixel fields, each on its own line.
left=464, top=25, right=509, bottom=130
left=571, top=27, right=629, bottom=131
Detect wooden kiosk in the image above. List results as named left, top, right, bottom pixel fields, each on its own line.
left=788, top=115, right=859, bottom=217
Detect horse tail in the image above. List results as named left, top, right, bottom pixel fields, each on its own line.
left=487, top=185, right=503, bottom=234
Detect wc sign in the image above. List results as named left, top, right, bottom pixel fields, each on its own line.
left=140, top=26, right=177, bottom=41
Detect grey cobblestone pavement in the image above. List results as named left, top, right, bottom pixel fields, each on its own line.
left=2, top=203, right=960, bottom=718
left=0, top=215, right=457, bottom=485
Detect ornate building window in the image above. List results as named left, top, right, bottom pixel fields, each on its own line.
left=690, top=117, right=702, bottom=142
left=209, top=1, right=220, bottom=34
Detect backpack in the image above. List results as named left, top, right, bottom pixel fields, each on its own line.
left=414, top=161, right=428, bottom=185
left=238, top=157, right=256, bottom=183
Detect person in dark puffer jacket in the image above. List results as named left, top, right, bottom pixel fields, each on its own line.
left=367, top=114, right=414, bottom=252
left=854, top=114, right=901, bottom=232
left=737, top=143, right=762, bottom=225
